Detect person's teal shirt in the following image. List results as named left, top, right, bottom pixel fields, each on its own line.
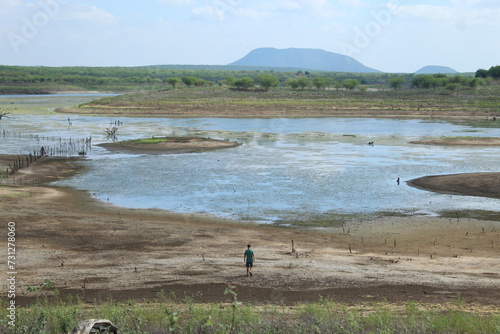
left=244, top=249, right=254, bottom=263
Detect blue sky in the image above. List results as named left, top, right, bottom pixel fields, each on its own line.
left=0, top=0, right=499, bottom=72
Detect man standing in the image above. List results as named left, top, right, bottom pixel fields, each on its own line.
left=244, top=244, right=255, bottom=276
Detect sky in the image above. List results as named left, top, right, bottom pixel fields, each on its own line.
left=0, top=0, right=499, bottom=73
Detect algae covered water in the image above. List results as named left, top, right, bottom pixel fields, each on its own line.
left=2, top=94, right=500, bottom=223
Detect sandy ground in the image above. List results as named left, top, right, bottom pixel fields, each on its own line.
left=98, top=137, right=241, bottom=155
left=1, top=156, right=500, bottom=308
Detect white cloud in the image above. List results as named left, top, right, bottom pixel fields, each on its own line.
left=0, top=1, right=116, bottom=24
left=450, top=0, right=499, bottom=7
left=400, top=3, right=500, bottom=26
left=295, top=0, right=342, bottom=18
left=63, top=4, right=116, bottom=24
left=157, top=0, right=194, bottom=6
left=278, top=1, right=302, bottom=11
left=192, top=0, right=343, bottom=22
left=338, top=0, right=367, bottom=8
left=0, top=0, right=21, bottom=13
left=192, top=5, right=225, bottom=20
left=400, top=4, right=456, bottom=21
left=234, top=8, right=271, bottom=19
left=192, top=1, right=260, bottom=21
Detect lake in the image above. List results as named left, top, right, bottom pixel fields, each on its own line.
left=2, top=94, right=500, bottom=223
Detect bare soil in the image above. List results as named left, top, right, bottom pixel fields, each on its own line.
left=1, top=156, right=500, bottom=309
left=408, top=173, right=500, bottom=199
left=97, top=137, right=241, bottom=154
left=410, top=137, right=500, bottom=146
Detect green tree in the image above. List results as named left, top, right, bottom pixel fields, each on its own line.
left=166, top=77, right=181, bottom=88
left=412, top=75, right=436, bottom=89
left=194, top=78, right=208, bottom=87
left=233, top=77, right=254, bottom=90
left=287, top=78, right=300, bottom=90
left=225, top=76, right=236, bottom=86
left=389, top=77, right=404, bottom=90
left=297, top=77, right=311, bottom=90
left=488, top=65, right=500, bottom=79
left=342, top=79, right=359, bottom=90
left=181, top=76, right=197, bottom=87
left=475, top=68, right=488, bottom=78
left=312, top=77, right=327, bottom=90
left=467, top=77, right=482, bottom=89
left=334, top=80, right=343, bottom=91
left=288, top=77, right=311, bottom=90
left=256, top=74, right=280, bottom=90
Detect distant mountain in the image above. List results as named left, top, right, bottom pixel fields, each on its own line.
left=414, top=66, right=458, bottom=74
left=151, top=64, right=312, bottom=72
left=229, top=47, right=380, bottom=73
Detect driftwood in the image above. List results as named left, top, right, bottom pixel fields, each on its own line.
left=104, top=127, right=118, bottom=137
left=0, top=108, right=11, bottom=120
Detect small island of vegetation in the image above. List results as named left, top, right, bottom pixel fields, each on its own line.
left=98, top=136, right=241, bottom=154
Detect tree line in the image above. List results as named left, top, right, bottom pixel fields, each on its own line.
left=475, top=65, right=500, bottom=79
left=0, top=64, right=497, bottom=93
left=0, top=65, right=386, bottom=87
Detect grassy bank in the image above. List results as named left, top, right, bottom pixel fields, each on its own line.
left=2, top=291, right=499, bottom=334
left=65, top=84, right=500, bottom=118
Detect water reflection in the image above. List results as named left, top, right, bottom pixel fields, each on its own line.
left=1, top=94, right=500, bottom=222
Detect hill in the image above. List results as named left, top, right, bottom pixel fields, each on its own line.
left=414, top=65, right=458, bottom=74
left=229, top=47, right=380, bottom=73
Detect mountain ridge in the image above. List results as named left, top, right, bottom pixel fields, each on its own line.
left=414, top=65, right=458, bottom=74
left=229, top=47, right=381, bottom=73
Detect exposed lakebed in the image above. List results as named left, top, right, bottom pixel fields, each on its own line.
left=2, top=94, right=500, bottom=223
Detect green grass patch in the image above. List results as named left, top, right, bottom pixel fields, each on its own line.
left=442, top=136, right=481, bottom=140
left=4, top=191, right=30, bottom=197
left=1, top=296, right=498, bottom=334
left=273, top=212, right=372, bottom=228
left=438, top=209, right=500, bottom=222
left=77, top=85, right=500, bottom=117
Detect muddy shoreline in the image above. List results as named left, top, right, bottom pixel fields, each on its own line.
left=408, top=172, right=500, bottom=199
left=1, top=155, right=499, bottom=308
left=410, top=137, right=500, bottom=146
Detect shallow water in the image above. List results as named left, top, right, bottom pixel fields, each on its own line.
left=2, top=94, right=500, bottom=222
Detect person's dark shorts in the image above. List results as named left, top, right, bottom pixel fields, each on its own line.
left=246, top=262, right=253, bottom=268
